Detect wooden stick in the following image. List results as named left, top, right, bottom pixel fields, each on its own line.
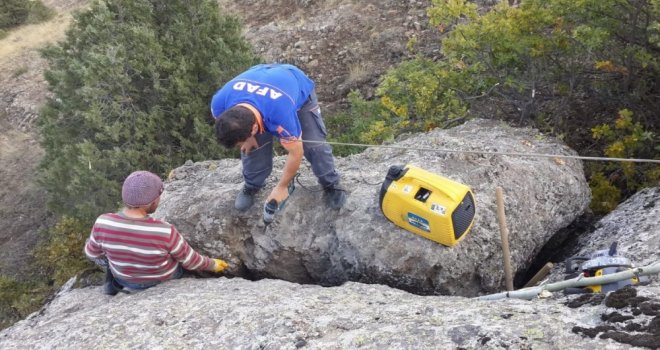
left=523, top=262, right=555, bottom=288
left=496, top=187, right=514, bottom=291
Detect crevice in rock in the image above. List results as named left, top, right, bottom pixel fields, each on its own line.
left=515, top=212, right=598, bottom=288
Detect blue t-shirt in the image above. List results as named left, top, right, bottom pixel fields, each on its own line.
left=210, top=64, right=315, bottom=141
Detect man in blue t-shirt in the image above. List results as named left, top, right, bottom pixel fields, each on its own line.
left=211, top=64, right=346, bottom=211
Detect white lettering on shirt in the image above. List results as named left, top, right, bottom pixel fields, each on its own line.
left=232, top=81, right=283, bottom=100
left=246, top=83, right=259, bottom=93
left=256, top=87, right=269, bottom=96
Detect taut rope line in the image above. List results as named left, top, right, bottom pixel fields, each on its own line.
left=299, top=140, right=660, bottom=164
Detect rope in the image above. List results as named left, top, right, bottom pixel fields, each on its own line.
left=298, top=139, right=660, bottom=164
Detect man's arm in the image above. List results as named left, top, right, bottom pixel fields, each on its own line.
left=267, top=140, right=303, bottom=203
left=168, top=227, right=216, bottom=271
left=84, top=225, right=105, bottom=260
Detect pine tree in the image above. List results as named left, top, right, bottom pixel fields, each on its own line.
left=38, top=0, right=258, bottom=220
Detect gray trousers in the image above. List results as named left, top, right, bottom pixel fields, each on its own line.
left=242, top=90, right=340, bottom=189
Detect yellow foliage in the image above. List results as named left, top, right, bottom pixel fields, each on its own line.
left=380, top=96, right=408, bottom=119
left=589, top=172, right=621, bottom=214
left=594, top=60, right=629, bottom=74
left=615, top=109, right=633, bottom=129
left=605, top=141, right=625, bottom=158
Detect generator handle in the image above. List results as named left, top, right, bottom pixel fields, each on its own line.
left=405, top=176, right=464, bottom=202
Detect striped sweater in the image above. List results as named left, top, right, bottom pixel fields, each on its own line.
left=84, top=212, right=215, bottom=283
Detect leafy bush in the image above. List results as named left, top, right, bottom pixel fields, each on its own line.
left=424, top=0, right=659, bottom=129
left=0, top=0, right=30, bottom=29
left=326, top=91, right=397, bottom=156
left=38, top=0, right=258, bottom=222
left=34, top=216, right=94, bottom=286
left=589, top=109, right=659, bottom=214
left=25, top=0, right=54, bottom=24
left=0, top=276, right=48, bottom=330
left=0, top=0, right=54, bottom=30
left=377, top=58, right=471, bottom=131
left=337, top=0, right=658, bottom=207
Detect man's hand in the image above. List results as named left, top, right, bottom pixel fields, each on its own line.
left=211, top=258, right=228, bottom=273
left=267, top=140, right=303, bottom=204
left=267, top=185, right=290, bottom=204
left=240, top=136, right=259, bottom=155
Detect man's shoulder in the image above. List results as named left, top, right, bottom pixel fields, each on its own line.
left=95, top=213, right=174, bottom=231
left=147, top=217, right=173, bottom=227
left=96, top=212, right=121, bottom=222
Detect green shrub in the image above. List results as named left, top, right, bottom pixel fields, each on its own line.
left=352, top=0, right=658, bottom=142
left=0, top=0, right=29, bottom=29
left=38, top=0, right=258, bottom=222
left=377, top=58, right=471, bottom=132
left=326, top=90, right=397, bottom=156
left=0, top=276, right=48, bottom=330
left=25, top=0, right=54, bottom=24
left=589, top=172, right=622, bottom=214
left=589, top=109, right=659, bottom=214
left=35, top=216, right=94, bottom=286
left=337, top=0, right=658, bottom=210
left=0, top=0, right=54, bottom=30
left=430, top=0, right=658, bottom=123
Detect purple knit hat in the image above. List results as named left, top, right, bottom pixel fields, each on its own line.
left=121, top=171, right=163, bottom=207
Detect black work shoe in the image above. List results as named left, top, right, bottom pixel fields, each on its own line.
left=324, top=185, right=347, bottom=209
left=103, top=269, right=124, bottom=296
left=235, top=185, right=260, bottom=211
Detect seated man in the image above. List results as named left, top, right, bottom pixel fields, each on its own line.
left=84, top=170, right=228, bottom=295
left=211, top=63, right=347, bottom=211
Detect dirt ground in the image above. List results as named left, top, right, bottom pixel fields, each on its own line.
left=0, top=118, right=51, bottom=278
left=217, top=0, right=443, bottom=113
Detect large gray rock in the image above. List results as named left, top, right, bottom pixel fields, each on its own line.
left=1, top=277, right=657, bottom=349
left=156, top=119, right=590, bottom=296
left=547, top=187, right=660, bottom=282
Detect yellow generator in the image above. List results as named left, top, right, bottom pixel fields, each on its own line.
left=379, top=164, right=476, bottom=247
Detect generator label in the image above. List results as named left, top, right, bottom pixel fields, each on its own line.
left=431, top=203, right=447, bottom=216
left=407, top=213, right=431, bottom=232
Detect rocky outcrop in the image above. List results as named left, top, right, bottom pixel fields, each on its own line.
left=155, top=119, right=590, bottom=296
left=4, top=183, right=659, bottom=349
left=547, top=187, right=660, bottom=282
left=1, top=277, right=658, bottom=349
left=570, top=187, right=659, bottom=267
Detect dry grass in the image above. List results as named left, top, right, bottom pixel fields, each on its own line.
left=346, top=61, right=370, bottom=84
left=0, top=14, right=72, bottom=63
left=0, top=0, right=88, bottom=64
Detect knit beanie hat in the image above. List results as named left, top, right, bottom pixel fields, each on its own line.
left=121, top=171, right=163, bottom=207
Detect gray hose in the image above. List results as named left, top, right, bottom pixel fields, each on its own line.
left=477, top=262, right=660, bottom=301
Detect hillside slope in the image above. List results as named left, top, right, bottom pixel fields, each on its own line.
left=0, top=0, right=87, bottom=277
left=0, top=0, right=440, bottom=277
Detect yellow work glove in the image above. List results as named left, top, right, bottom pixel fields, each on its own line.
left=211, top=258, right=228, bottom=273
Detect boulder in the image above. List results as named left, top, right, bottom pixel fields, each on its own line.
left=156, top=119, right=590, bottom=296
left=547, top=187, right=660, bottom=282
left=2, top=277, right=657, bottom=349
